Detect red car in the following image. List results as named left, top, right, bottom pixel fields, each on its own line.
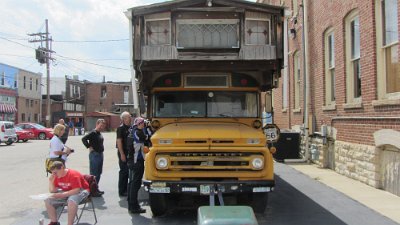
left=15, top=126, right=34, bottom=142
left=16, top=123, right=54, bottom=140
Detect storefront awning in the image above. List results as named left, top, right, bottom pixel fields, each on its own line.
left=0, top=104, right=17, bottom=113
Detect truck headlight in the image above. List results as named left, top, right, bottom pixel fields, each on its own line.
left=251, top=157, right=264, bottom=170
left=156, top=156, right=169, bottom=170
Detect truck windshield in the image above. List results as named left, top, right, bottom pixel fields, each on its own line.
left=154, top=91, right=258, bottom=118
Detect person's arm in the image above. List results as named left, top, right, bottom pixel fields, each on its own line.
left=48, top=174, right=57, bottom=193
left=51, top=137, right=71, bottom=156
left=116, top=128, right=127, bottom=162
left=81, top=131, right=93, bottom=149
left=52, top=188, right=80, bottom=199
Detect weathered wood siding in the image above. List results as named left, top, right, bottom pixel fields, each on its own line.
left=141, top=46, right=178, bottom=60
left=239, top=45, right=276, bottom=60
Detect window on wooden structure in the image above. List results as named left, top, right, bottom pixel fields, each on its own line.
left=29, top=78, right=33, bottom=90
left=146, top=19, right=171, bottom=46
left=324, top=29, right=336, bottom=106
left=245, top=19, right=271, bottom=45
left=176, top=19, right=239, bottom=49
left=294, top=51, right=301, bottom=109
left=345, top=11, right=362, bottom=103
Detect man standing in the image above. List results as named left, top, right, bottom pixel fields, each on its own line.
left=58, top=119, right=69, bottom=144
left=44, top=161, right=90, bottom=225
left=128, top=117, right=148, bottom=214
left=82, top=119, right=105, bottom=194
left=116, top=111, right=131, bottom=197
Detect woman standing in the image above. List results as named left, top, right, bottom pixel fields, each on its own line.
left=49, top=124, right=74, bottom=163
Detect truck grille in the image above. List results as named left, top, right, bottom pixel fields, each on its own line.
left=160, top=152, right=263, bottom=171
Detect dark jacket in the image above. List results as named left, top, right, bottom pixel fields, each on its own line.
left=81, top=130, right=104, bottom=153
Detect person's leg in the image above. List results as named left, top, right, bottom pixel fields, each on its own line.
left=129, top=160, right=145, bottom=213
left=89, top=151, right=102, bottom=183
left=44, top=199, right=58, bottom=223
left=66, top=200, right=78, bottom=225
left=118, top=152, right=129, bottom=195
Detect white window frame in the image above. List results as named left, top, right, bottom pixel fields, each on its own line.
left=345, top=10, right=362, bottom=105
left=324, top=28, right=336, bottom=108
left=375, top=0, right=400, bottom=101
left=294, top=51, right=301, bottom=110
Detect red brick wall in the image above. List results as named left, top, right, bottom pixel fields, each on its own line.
left=264, top=0, right=400, bottom=145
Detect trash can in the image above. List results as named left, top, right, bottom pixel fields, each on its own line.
left=272, top=132, right=300, bottom=162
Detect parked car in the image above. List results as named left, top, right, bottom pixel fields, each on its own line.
left=15, top=126, right=34, bottom=142
left=16, top=123, right=54, bottom=140
left=0, top=121, right=17, bottom=145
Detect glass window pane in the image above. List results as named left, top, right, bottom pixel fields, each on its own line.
left=383, top=0, right=399, bottom=45
left=329, top=34, right=335, bottom=68
left=146, top=20, right=170, bottom=45
left=331, top=69, right=335, bottom=101
left=386, top=44, right=400, bottom=93
left=353, top=59, right=361, bottom=98
left=351, top=17, right=360, bottom=59
left=246, top=20, right=270, bottom=45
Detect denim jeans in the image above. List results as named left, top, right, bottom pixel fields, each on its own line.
left=89, top=151, right=103, bottom=184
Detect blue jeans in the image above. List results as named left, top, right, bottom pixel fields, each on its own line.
left=89, top=151, right=103, bottom=184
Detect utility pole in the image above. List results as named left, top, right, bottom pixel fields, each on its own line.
left=29, top=19, right=54, bottom=127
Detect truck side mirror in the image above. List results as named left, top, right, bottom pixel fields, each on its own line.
left=264, top=91, right=272, bottom=113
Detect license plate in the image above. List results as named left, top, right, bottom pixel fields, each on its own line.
left=149, top=187, right=170, bottom=193
left=253, top=187, right=271, bottom=192
left=200, top=185, right=211, bottom=195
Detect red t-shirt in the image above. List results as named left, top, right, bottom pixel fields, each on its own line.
left=54, top=169, right=90, bottom=192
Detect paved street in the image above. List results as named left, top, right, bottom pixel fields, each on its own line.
left=2, top=133, right=399, bottom=225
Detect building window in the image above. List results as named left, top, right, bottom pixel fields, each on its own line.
left=124, top=86, right=129, bottom=104
left=23, top=76, right=26, bottom=89
left=376, top=0, right=399, bottom=99
left=101, top=86, right=107, bottom=98
left=25, top=99, right=29, bottom=107
left=146, top=19, right=171, bottom=46
left=245, top=19, right=271, bottom=45
left=28, top=113, right=31, bottom=122
left=345, top=11, right=362, bottom=103
left=1, top=72, right=4, bottom=86
left=36, top=79, right=38, bottom=91
left=14, top=80, right=17, bottom=88
left=34, top=113, right=38, bottom=122
left=21, top=113, right=25, bottom=122
left=177, top=19, right=239, bottom=49
left=29, top=78, right=32, bottom=90
left=294, top=51, right=301, bottom=109
left=324, top=29, right=336, bottom=105
left=30, top=100, right=33, bottom=107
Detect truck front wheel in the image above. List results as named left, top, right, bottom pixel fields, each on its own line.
left=149, top=193, right=168, bottom=216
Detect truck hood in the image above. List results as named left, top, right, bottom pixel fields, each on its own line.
left=151, top=122, right=266, bottom=147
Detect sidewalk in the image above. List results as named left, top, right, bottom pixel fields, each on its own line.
left=288, top=163, right=400, bottom=224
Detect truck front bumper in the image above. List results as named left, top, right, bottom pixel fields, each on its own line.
left=143, top=179, right=275, bottom=195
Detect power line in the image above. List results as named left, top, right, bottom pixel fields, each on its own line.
left=54, top=53, right=129, bottom=71
left=0, top=36, right=35, bottom=49
left=54, top=38, right=128, bottom=43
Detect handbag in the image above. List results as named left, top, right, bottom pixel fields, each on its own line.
left=45, top=157, right=65, bottom=175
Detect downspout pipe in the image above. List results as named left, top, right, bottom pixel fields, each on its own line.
left=124, top=10, right=139, bottom=113
left=301, top=0, right=310, bottom=162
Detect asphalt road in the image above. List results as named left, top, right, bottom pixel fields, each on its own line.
left=2, top=133, right=399, bottom=225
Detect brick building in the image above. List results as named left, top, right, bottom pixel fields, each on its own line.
left=0, top=63, right=41, bottom=123
left=258, top=0, right=400, bottom=196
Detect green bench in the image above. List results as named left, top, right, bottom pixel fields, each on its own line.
left=197, top=206, right=258, bottom=225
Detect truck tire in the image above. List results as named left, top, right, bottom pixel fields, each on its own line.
left=238, top=192, right=269, bottom=214
left=149, top=193, right=168, bottom=216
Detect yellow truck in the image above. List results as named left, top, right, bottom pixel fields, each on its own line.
left=126, top=0, right=283, bottom=216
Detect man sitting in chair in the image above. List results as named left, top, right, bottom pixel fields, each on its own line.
left=44, top=161, right=90, bottom=225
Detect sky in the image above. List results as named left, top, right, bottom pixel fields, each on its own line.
left=0, top=0, right=255, bottom=83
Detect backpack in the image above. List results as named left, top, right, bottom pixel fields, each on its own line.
left=126, top=125, right=136, bottom=158
left=83, top=174, right=101, bottom=196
